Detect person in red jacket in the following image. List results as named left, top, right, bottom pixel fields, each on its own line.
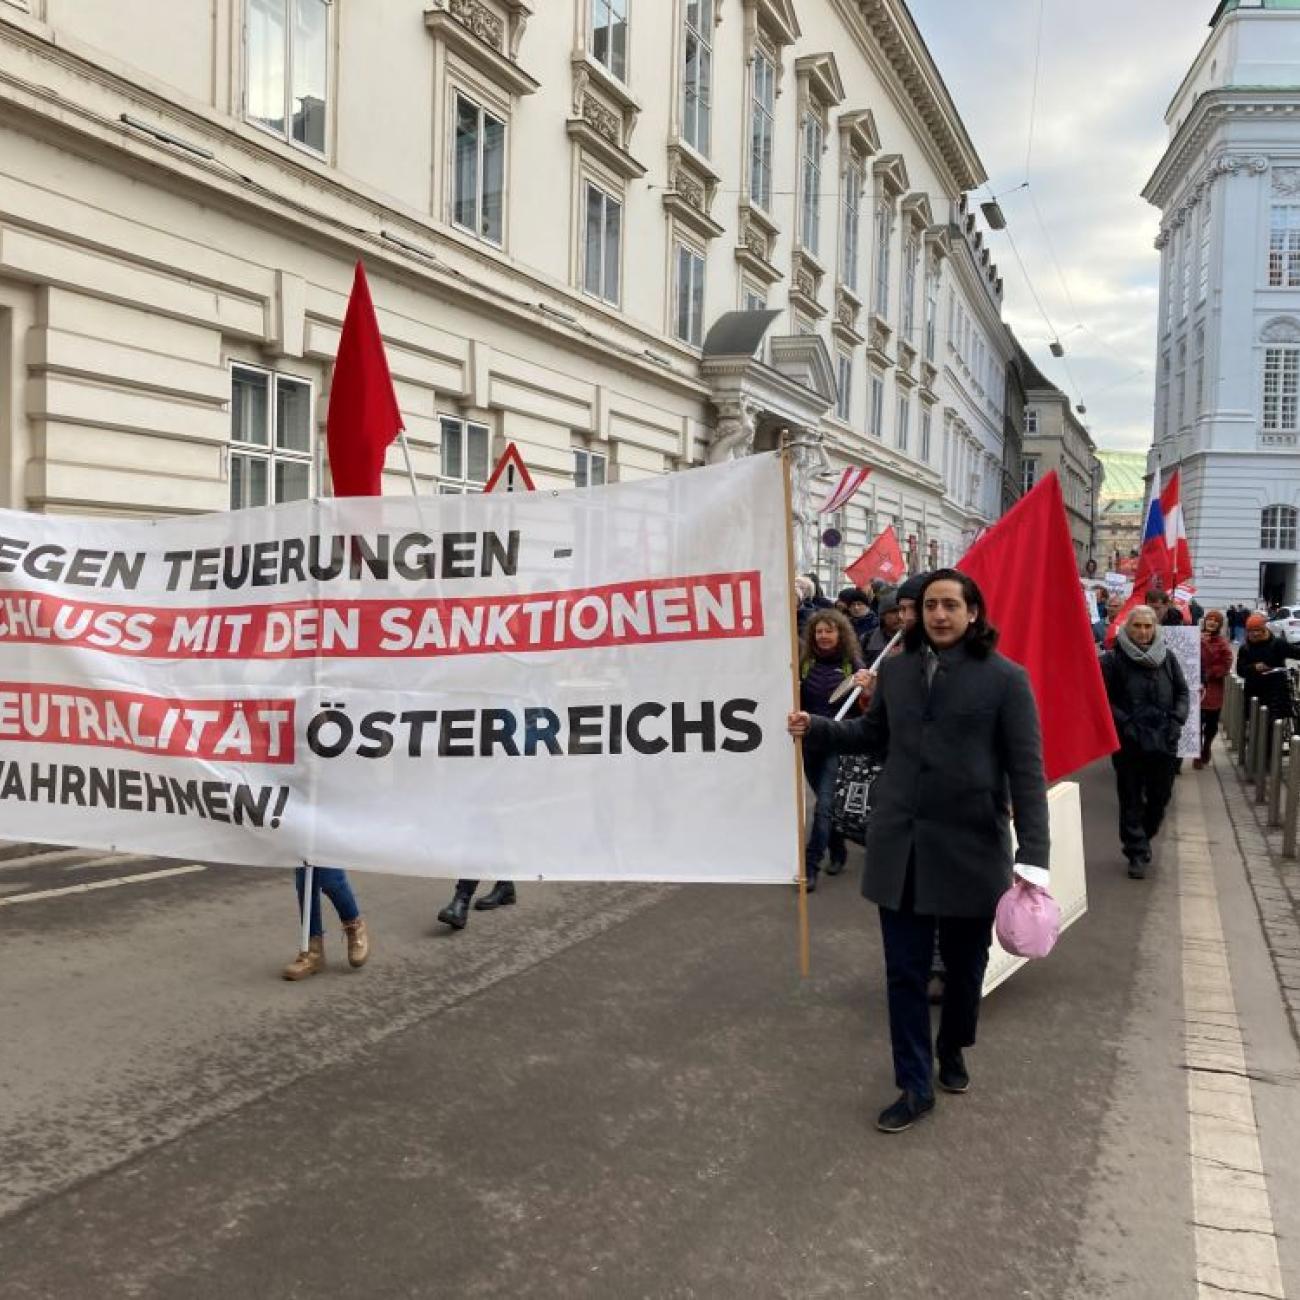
left=1197, top=610, right=1234, bottom=769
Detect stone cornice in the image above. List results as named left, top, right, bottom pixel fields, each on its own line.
left=1152, top=150, right=1269, bottom=249
left=1143, top=88, right=1300, bottom=210
left=843, top=0, right=985, bottom=195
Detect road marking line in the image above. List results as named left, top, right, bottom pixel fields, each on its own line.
left=0, top=864, right=205, bottom=906
left=1177, top=776, right=1287, bottom=1300
left=0, top=847, right=149, bottom=872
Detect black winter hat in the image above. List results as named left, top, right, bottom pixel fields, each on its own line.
left=839, top=587, right=870, bottom=605
left=897, top=571, right=931, bottom=604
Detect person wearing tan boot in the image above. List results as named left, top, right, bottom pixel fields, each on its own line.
left=283, top=867, right=370, bottom=979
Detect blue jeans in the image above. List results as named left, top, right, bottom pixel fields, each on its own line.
left=294, top=867, right=360, bottom=938
left=878, top=878, right=994, bottom=1098
left=803, top=751, right=840, bottom=876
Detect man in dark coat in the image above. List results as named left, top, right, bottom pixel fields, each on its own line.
left=1147, top=589, right=1185, bottom=627
left=789, top=569, right=1050, bottom=1133
left=1237, top=613, right=1300, bottom=722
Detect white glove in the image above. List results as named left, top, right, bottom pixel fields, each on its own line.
left=1014, top=864, right=1050, bottom=889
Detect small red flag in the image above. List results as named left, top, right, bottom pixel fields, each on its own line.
left=846, top=526, right=906, bottom=588
left=959, top=472, right=1117, bottom=782
left=326, top=261, right=403, bottom=498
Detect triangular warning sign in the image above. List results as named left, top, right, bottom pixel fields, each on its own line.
left=483, top=441, right=536, bottom=494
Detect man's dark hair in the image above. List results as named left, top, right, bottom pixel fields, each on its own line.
left=903, top=567, right=999, bottom=658
left=1145, top=587, right=1169, bottom=604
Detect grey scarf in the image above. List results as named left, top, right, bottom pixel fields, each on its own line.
left=1117, top=624, right=1167, bottom=668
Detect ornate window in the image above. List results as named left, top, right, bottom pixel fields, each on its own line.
left=246, top=0, right=330, bottom=154
left=749, top=50, right=776, bottom=212
left=1262, top=318, right=1300, bottom=433
left=230, top=364, right=313, bottom=507
left=1269, top=205, right=1300, bottom=288
left=835, top=352, right=852, bottom=422
left=590, top=0, right=629, bottom=82
left=583, top=181, right=623, bottom=305
left=923, top=262, right=940, bottom=362
left=681, top=0, right=713, bottom=156
left=868, top=373, right=884, bottom=439
left=452, top=94, right=506, bottom=245
left=901, top=235, right=919, bottom=347
left=799, top=111, right=824, bottom=258
left=920, top=408, right=932, bottom=463
left=673, top=240, right=706, bottom=345
left=895, top=393, right=910, bottom=453
left=1261, top=505, right=1298, bottom=551
left=840, top=159, right=863, bottom=293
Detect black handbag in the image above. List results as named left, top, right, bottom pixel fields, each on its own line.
left=830, top=754, right=880, bottom=845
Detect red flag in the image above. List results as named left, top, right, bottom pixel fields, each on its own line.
left=1103, top=494, right=1177, bottom=645
left=818, top=466, right=871, bottom=514
left=326, top=262, right=403, bottom=498
left=846, top=526, right=905, bottom=587
left=959, top=472, right=1117, bottom=782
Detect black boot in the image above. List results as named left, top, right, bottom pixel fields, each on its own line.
left=437, top=882, right=475, bottom=930
left=474, top=881, right=517, bottom=911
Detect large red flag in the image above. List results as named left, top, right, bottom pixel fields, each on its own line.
left=959, top=472, right=1117, bottom=782
left=326, top=261, right=403, bottom=498
left=1159, top=469, right=1193, bottom=590
left=846, top=526, right=905, bottom=587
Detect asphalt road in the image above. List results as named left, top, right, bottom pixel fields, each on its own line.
left=1, top=760, right=1297, bottom=1299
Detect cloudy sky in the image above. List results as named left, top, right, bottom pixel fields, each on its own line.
left=907, top=0, right=1215, bottom=452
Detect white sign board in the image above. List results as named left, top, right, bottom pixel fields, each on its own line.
left=1164, top=626, right=1203, bottom=759
left=984, top=781, right=1087, bottom=995
left=0, top=455, right=800, bottom=884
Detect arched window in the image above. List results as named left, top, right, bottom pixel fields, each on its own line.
left=1261, top=505, right=1298, bottom=550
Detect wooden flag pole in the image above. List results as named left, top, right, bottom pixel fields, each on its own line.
left=780, top=446, right=811, bottom=978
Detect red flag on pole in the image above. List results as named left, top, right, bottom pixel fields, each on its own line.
left=846, top=526, right=906, bottom=587
left=818, top=466, right=871, bottom=514
left=959, top=472, right=1117, bottom=782
left=326, top=261, right=404, bottom=498
left=1159, top=468, right=1193, bottom=590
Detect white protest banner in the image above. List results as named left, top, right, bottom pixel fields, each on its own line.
left=1104, top=571, right=1130, bottom=594
left=1163, top=626, right=1203, bottom=759
left=0, top=454, right=800, bottom=884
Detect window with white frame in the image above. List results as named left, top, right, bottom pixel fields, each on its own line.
left=1263, top=345, right=1300, bottom=431
left=749, top=50, right=776, bottom=212
left=574, top=447, right=608, bottom=488
left=1269, top=205, right=1300, bottom=288
left=835, top=352, right=852, bottom=422
left=246, top=0, right=329, bottom=153
left=1193, top=326, right=1205, bottom=416
left=869, top=374, right=884, bottom=438
left=1021, top=455, right=1039, bottom=495
left=1198, top=200, right=1212, bottom=302
left=438, top=416, right=491, bottom=492
left=674, top=242, right=706, bottom=346
left=741, top=283, right=767, bottom=312
left=799, top=111, right=823, bottom=256
left=895, top=393, right=910, bottom=452
left=1163, top=236, right=1176, bottom=327
left=1181, top=225, right=1193, bottom=319
left=901, top=236, right=919, bottom=345
left=1159, top=349, right=1171, bottom=436
left=1024, top=407, right=1038, bottom=435
left=873, top=198, right=893, bottom=316
left=920, top=408, right=932, bottom=462
left=1261, top=504, right=1298, bottom=550
left=840, top=158, right=862, bottom=292
left=923, top=263, right=939, bottom=361
left=590, top=0, right=629, bottom=82
left=230, top=364, right=313, bottom=508
left=682, top=0, right=713, bottom=156
left=452, top=94, right=505, bottom=245
left=583, top=182, right=623, bottom=304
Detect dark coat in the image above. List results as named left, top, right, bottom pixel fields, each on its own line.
left=1237, top=635, right=1300, bottom=711
left=1099, top=644, right=1189, bottom=756
left=806, top=641, right=1050, bottom=918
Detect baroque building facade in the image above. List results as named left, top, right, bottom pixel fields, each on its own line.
left=1143, top=0, right=1300, bottom=607
left=0, top=0, right=1011, bottom=582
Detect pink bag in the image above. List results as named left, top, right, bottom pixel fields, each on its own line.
left=995, top=877, right=1061, bottom=959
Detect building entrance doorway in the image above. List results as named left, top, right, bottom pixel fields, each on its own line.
left=1260, top=561, right=1296, bottom=606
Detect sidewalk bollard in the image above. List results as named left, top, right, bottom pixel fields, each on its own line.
left=1268, top=720, right=1286, bottom=827
left=1284, top=740, right=1300, bottom=859
left=1245, top=697, right=1259, bottom=771
left=1225, top=676, right=1239, bottom=753
left=1255, top=704, right=1271, bottom=803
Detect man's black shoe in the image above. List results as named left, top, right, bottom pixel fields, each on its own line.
left=1127, top=858, right=1146, bottom=880
left=875, top=1090, right=935, bottom=1133
left=937, top=1053, right=969, bottom=1094
left=474, top=881, right=517, bottom=911
left=437, top=887, right=473, bottom=930
left=804, top=873, right=817, bottom=894
left=825, top=857, right=845, bottom=876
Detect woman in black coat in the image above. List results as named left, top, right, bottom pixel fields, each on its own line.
left=788, top=569, right=1050, bottom=1134
left=1099, top=605, right=1189, bottom=879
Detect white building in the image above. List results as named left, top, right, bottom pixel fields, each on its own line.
left=0, top=0, right=1010, bottom=583
left=1143, top=0, right=1300, bottom=607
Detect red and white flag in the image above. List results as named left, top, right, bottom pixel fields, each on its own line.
left=846, top=526, right=905, bottom=587
left=818, top=466, right=871, bottom=514
left=1159, top=469, right=1193, bottom=591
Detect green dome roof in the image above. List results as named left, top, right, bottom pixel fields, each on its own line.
left=1096, top=451, right=1146, bottom=502
left=1213, top=0, right=1300, bottom=25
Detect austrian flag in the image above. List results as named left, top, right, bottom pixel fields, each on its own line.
left=818, top=466, right=871, bottom=515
